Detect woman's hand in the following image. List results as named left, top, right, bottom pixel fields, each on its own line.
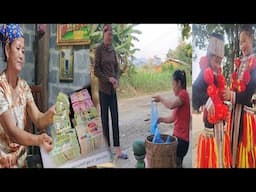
left=38, top=133, right=54, bottom=153
left=208, top=102, right=215, bottom=118
left=152, top=95, right=161, bottom=103
left=157, top=117, right=163, bottom=124
left=0, top=155, right=11, bottom=168
left=223, top=88, right=231, bottom=101
left=46, top=104, right=56, bottom=124
left=109, top=77, right=118, bottom=89
left=108, top=77, right=116, bottom=84
left=113, top=79, right=119, bottom=89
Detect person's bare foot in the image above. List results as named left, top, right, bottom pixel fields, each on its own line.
left=115, top=147, right=122, bottom=156
left=115, top=147, right=128, bottom=159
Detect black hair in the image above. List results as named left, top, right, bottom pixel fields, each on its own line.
left=240, top=24, right=254, bottom=40
left=102, top=24, right=112, bottom=38
left=173, top=69, right=187, bottom=89
left=0, top=32, right=7, bottom=62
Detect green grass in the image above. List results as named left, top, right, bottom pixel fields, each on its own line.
left=118, top=65, right=191, bottom=99
left=62, top=27, right=89, bottom=40
left=63, top=31, right=73, bottom=40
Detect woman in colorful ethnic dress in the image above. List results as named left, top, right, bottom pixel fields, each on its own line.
left=193, top=33, right=231, bottom=168
left=0, top=24, right=55, bottom=168
left=223, top=25, right=256, bottom=168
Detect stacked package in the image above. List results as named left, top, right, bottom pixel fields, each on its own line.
left=70, top=89, right=105, bottom=156
left=49, top=92, right=81, bottom=166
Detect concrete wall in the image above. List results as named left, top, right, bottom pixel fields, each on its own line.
left=48, top=24, right=91, bottom=107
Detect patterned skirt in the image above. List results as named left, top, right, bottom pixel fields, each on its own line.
left=196, top=122, right=232, bottom=168
left=233, top=107, right=256, bottom=168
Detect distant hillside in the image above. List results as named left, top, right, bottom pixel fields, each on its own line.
left=133, top=56, right=163, bottom=67
left=133, top=57, right=148, bottom=67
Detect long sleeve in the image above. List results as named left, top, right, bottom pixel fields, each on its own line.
left=235, top=68, right=256, bottom=106
left=114, top=52, right=120, bottom=80
left=94, top=45, right=109, bottom=83
left=192, top=70, right=209, bottom=111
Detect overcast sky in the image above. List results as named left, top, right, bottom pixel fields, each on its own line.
left=132, top=24, right=182, bottom=60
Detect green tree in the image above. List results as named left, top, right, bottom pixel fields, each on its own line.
left=167, top=41, right=192, bottom=65
left=179, top=24, right=192, bottom=41
left=112, top=24, right=141, bottom=74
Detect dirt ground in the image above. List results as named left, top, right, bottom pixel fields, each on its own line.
left=110, top=88, right=192, bottom=168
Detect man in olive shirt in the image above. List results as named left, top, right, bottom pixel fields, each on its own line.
left=94, top=24, right=128, bottom=159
